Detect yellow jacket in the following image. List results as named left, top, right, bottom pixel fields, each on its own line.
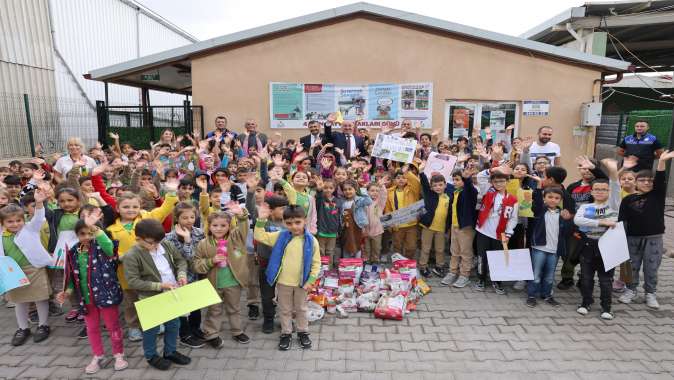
left=384, top=171, right=421, bottom=226
left=108, top=193, right=178, bottom=289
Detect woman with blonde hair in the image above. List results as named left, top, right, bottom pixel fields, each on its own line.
left=53, top=137, right=97, bottom=182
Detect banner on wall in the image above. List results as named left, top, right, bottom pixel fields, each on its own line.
left=270, top=82, right=433, bottom=128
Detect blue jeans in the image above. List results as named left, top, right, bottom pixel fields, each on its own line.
left=527, top=248, right=558, bottom=298
left=142, top=318, right=180, bottom=359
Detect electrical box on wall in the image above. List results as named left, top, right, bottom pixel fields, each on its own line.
left=581, top=102, right=602, bottom=126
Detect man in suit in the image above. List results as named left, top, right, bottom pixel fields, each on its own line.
left=236, top=119, right=268, bottom=156
left=323, top=114, right=365, bottom=160
left=300, top=120, right=325, bottom=159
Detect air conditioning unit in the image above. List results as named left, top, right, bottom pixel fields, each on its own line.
left=581, top=102, right=602, bottom=127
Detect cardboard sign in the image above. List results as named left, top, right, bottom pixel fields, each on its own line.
left=424, top=152, right=457, bottom=183
left=371, top=133, right=417, bottom=164
left=0, top=256, right=30, bottom=294
left=486, top=248, right=534, bottom=281
left=380, top=200, right=426, bottom=229
left=598, top=222, right=630, bottom=271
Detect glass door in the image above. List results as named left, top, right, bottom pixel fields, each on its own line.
left=445, top=101, right=519, bottom=142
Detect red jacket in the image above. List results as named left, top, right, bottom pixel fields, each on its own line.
left=476, top=190, right=517, bottom=237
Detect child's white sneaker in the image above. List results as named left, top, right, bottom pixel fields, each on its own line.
left=113, top=353, right=128, bottom=371
left=85, top=356, right=103, bottom=374
left=618, top=288, right=636, bottom=304
left=600, top=311, right=614, bottom=320
left=645, top=293, right=660, bottom=309
left=576, top=305, right=590, bottom=315
left=452, top=276, right=470, bottom=288
left=440, top=273, right=457, bottom=286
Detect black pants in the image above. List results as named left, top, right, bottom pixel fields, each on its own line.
left=259, top=263, right=276, bottom=320
left=476, top=232, right=503, bottom=286
left=179, top=309, right=202, bottom=339
left=579, top=239, right=614, bottom=312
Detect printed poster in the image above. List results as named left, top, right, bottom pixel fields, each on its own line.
left=269, top=82, right=432, bottom=129
left=523, top=100, right=550, bottom=116
left=0, top=256, right=30, bottom=295
left=371, top=133, right=418, bottom=164
left=424, top=152, right=457, bottom=183
left=452, top=109, right=470, bottom=138
left=380, top=200, right=426, bottom=229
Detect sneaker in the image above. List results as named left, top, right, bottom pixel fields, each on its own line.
left=645, top=293, right=660, bottom=309
left=600, top=311, right=614, bottom=320
left=612, top=279, right=626, bottom=293
left=248, top=305, right=260, bottom=320
left=262, top=318, right=274, bottom=334
left=618, top=288, right=636, bottom=304
left=85, top=356, right=104, bottom=374
left=278, top=334, right=292, bottom=351
left=11, top=328, right=31, bottom=346
left=147, top=355, right=171, bottom=371
left=180, top=335, right=205, bottom=349
left=513, top=281, right=526, bottom=291
left=163, top=351, right=191, bottom=366
left=526, top=297, right=537, bottom=308
left=545, top=297, right=561, bottom=307
left=113, top=353, right=128, bottom=371
left=233, top=333, right=250, bottom=344
left=64, top=309, right=79, bottom=323
left=492, top=282, right=506, bottom=295
left=33, top=325, right=50, bottom=343
left=419, top=267, right=432, bottom=278
left=431, top=266, right=446, bottom=278
left=452, top=276, right=470, bottom=288
left=557, top=278, right=574, bottom=290
left=207, top=337, right=224, bottom=349
left=78, top=326, right=88, bottom=339
left=473, top=280, right=485, bottom=292
left=440, top=272, right=457, bottom=286
left=49, top=302, right=64, bottom=317
left=28, top=310, right=38, bottom=325
left=128, top=328, right=143, bottom=342
left=297, top=332, right=312, bottom=349
left=576, top=305, right=590, bottom=315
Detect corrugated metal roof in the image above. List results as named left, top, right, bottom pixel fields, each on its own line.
left=87, top=1, right=631, bottom=83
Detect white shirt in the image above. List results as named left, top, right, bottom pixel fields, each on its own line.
left=310, top=133, right=321, bottom=145
left=475, top=192, right=518, bottom=240
left=532, top=209, right=560, bottom=253
left=53, top=154, right=97, bottom=175
left=149, top=245, right=177, bottom=285
left=344, top=134, right=357, bottom=157
left=528, top=141, right=561, bottom=168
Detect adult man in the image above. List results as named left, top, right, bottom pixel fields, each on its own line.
left=526, top=126, right=561, bottom=167
left=236, top=119, right=268, bottom=156
left=206, top=115, right=237, bottom=140
left=617, top=120, right=663, bottom=172
left=323, top=115, right=365, bottom=160
left=300, top=120, right=325, bottom=158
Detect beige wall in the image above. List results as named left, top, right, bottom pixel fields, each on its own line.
left=192, top=17, right=602, bottom=172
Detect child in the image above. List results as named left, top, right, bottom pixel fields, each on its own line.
left=340, top=179, right=372, bottom=258
left=254, top=204, right=320, bottom=351
left=574, top=178, right=620, bottom=319
left=2, top=189, right=51, bottom=346
left=363, top=181, right=388, bottom=264
left=441, top=169, right=478, bottom=288
left=418, top=170, right=453, bottom=278
left=123, top=219, right=191, bottom=370
left=107, top=179, right=179, bottom=342
left=57, top=211, right=127, bottom=374
left=474, top=170, right=518, bottom=295
left=313, top=177, right=343, bottom=268
left=163, top=202, right=206, bottom=348
left=384, top=168, right=421, bottom=259
left=253, top=195, right=288, bottom=333
left=193, top=207, right=251, bottom=348
left=618, top=150, right=674, bottom=308
left=271, top=170, right=318, bottom=233
left=526, top=186, right=572, bottom=307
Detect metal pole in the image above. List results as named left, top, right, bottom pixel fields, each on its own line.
left=24, top=94, right=36, bottom=157
left=104, top=82, right=109, bottom=106
left=665, top=99, right=674, bottom=184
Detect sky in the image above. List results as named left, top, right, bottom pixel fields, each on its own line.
left=136, top=0, right=583, bottom=41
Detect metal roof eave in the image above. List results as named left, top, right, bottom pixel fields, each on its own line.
left=86, top=1, right=630, bottom=83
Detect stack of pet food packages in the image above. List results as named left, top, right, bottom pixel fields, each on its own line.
left=306, top=254, right=431, bottom=322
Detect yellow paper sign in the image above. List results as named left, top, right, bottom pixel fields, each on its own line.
left=134, top=279, right=221, bottom=331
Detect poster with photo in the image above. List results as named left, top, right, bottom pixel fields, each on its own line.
left=336, top=85, right=367, bottom=120
left=270, top=83, right=304, bottom=128
left=371, top=133, right=418, bottom=164
left=304, top=84, right=335, bottom=122
left=400, top=83, right=432, bottom=128
left=489, top=110, right=508, bottom=144
left=368, top=83, right=399, bottom=120
left=452, top=108, right=470, bottom=138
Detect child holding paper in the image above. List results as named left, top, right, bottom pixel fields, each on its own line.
left=574, top=176, right=620, bottom=320
left=123, top=219, right=191, bottom=371
left=363, top=180, right=388, bottom=265
left=1, top=188, right=52, bottom=346
left=474, top=170, right=518, bottom=295
left=418, top=168, right=453, bottom=278
left=340, top=179, right=372, bottom=258
left=57, top=210, right=127, bottom=374
left=618, top=150, right=674, bottom=308
left=384, top=168, right=421, bottom=259
left=193, top=206, right=251, bottom=348
left=254, top=204, right=321, bottom=351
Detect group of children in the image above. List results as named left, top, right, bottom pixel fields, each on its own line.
left=0, top=118, right=670, bottom=374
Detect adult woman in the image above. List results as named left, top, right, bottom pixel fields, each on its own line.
left=53, top=138, right=97, bottom=183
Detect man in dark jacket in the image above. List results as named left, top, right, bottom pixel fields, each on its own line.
left=322, top=114, right=365, bottom=160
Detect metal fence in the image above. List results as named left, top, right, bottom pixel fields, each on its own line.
left=0, top=92, right=98, bottom=159
left=596, top=113, right=625, bottom=146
